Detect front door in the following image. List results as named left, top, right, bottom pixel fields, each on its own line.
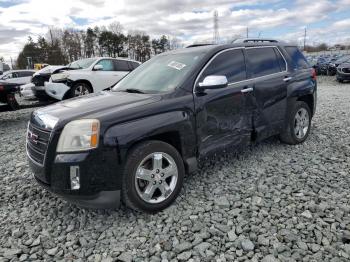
left=194, top=48, right=254, bottom=157
left=90, top=59, right=122, bottom=91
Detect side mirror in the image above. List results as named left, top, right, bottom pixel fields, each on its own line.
left=198, top=75, right=228, bottom=91
left=93, top=64, right=103, bottom=71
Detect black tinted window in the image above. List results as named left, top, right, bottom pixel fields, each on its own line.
left=200, top=49, right=246, bottom=83
left=274, top=48, right=287, bottom=71
left=114, top=60, right=130, bottom=71
left=129, top=62, right=140, bottom=70
left=285, top=46, right=309, bottom=69
left=19, top=71, right=34, bottom=77
left=246, top=47, right=281, bottom=77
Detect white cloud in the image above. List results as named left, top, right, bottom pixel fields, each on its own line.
left=0, top=0, right=349, bottom=63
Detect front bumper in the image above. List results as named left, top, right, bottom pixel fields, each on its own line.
left=28, top=142, right=122, bottom=209
left=45, top=82, right=70, bottom=100
left=337, top=71, right=350, bottom=81
left=35, top=175, right=121, bottom=209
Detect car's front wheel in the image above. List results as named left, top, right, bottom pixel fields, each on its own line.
left=71, top=82, right=92, bottom=97
left=280, top=101, right=311, bottom=145
left=122, top=141, right=185, bottom=213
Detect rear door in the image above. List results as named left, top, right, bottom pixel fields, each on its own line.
left=245, top=46, right=289, bottom=140
left=194, top=48, right=255, bottom=156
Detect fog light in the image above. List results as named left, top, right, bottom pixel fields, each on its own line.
left=70, top=166, right=80, bottom=190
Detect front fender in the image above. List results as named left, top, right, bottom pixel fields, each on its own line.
left=104, top=111, right=197, bottom=164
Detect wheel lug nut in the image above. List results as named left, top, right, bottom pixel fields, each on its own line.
left=151, top=174, right=154, bottom=178
left=159, top=180, right=162, bottom=184
left=161, top=173, right=164, bottom=177
left=156, top=169, right=160, bottom=173
left=153, top=181, right=156, bottom=185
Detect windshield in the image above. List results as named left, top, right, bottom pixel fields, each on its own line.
left=336, top=55, right=350, bottom=64
left=113, top=51, right=206, bottom=93
left=69, top=58, right=97, bottom=69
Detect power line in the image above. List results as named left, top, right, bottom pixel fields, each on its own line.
left=213, top=10, right=219, bottom=44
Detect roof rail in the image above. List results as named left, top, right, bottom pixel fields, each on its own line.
left=233, top=38, right=279, bottom=43
left=186, top=43, right=215, bottom=48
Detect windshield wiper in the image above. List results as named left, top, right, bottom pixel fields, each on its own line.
left=122, top=88, right=145, bottom=94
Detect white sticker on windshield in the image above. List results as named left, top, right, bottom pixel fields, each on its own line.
left=168, top=61, right=186, bottom=70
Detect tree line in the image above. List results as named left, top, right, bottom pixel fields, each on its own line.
left=16, top=22, right=183, bottom=69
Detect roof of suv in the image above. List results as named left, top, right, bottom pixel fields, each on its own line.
left=168, top=41, right=295, bottom=56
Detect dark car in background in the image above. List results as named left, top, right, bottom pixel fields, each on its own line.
left=0, top=82, right=20, bottom=110
left=27, top=39, right=317, bottom=212
left=337, top=62, right=350, bottom=82
left=328, top=55, right=350, bottom=76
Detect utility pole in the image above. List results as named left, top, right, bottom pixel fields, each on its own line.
left=10, top=57, right=13, bottom=69
left=246, top=27, right=249, bottom=38
left=303, top=27, right=307, bottom=51
left=213, top=10, right=219, bottom=44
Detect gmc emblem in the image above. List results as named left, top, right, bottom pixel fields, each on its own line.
left=28, top=130, right=39, bottom=144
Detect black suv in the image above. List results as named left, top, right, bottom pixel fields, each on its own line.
left=27, top=40, right=317, bottom=212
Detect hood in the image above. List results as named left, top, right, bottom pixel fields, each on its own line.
left=34, top=65, right=65, bottom=76
left=32, top=91, right=161, bottom=129
left=339, top=63, right=350, bottom=68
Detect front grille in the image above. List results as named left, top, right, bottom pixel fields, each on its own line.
left=342, top=68, right=350, bottom=74
left=31, top=75, right=50, bottom=87
left=26, top=123, right=51, bottom=165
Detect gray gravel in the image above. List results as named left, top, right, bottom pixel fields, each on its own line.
left=1, top=76, right=350, bottom=261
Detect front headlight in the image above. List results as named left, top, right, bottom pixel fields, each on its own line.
left=51, top=72, right=70, bottom=82
left=57, top=119, right=100, bottom=153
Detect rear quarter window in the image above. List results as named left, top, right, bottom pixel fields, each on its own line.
left=114, top=60, right=130, bottom=71
left=285, top=46, right=310, bottom=70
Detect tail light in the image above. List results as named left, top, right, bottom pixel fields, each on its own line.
left=311, top=68, right=317, bottom=80
left=0, top=85, right=3, bottom=91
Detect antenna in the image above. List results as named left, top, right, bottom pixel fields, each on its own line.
left=213, top=10, right=219, bottom=44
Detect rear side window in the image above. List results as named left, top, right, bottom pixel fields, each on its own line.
left=114, top=60, right=130, bottom=71
left=285, top=46, right=309, bottom=69
left=19, top=71, right=34, bottom=77
left=246, top=47, right=281, bottom=78
left=200, top=49, right=246, bottom=83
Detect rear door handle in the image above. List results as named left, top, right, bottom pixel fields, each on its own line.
left=241, top=87, right=254, bottom=94
left=283, top=76, right=292, bottom=82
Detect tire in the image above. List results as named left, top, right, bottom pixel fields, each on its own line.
left=70, top=82, right=92, bottom=98
left=7, top=94, right=20, bottom=111
left=280, top=101, right=311, bottom=145
left=122, top=140, right=185, bottom=213
left=337, top=79, right=344, bottom=83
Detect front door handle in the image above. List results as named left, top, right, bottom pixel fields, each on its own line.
left=283, top=76, right=292, bottom=82
left=241, top=87, right=254, bottom=94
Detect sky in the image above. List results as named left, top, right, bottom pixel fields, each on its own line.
left=0, top=0, right=350, bottom=64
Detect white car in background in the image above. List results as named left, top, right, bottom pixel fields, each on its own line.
left=45, top=57, right=140, bottom=100
left=0, top=70, right=35, bottom=85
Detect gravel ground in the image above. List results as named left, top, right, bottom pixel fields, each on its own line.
left=0, top=76, right=350, bottom=262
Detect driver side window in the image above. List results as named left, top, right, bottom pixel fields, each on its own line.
left=199, top=49, right=247, bottom=84
left=96, top=59, right=114, bottom=71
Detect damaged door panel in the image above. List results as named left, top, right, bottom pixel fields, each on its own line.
left=193, top=48, right=254, bottom=157
left=245, top=46, right=289, bottom=141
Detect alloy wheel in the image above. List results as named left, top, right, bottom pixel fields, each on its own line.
left=294, top=108, right=309, bottom=139
left=135, top=152, right=178, bottom=204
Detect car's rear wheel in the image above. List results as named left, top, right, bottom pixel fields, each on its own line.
left=7, top=94, right=20, bottom=110
left=122, top=141, right=185, bottom=213
left=280, top=101, right=311, bottom=145
left=71, top=82, right=92, bottom=97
